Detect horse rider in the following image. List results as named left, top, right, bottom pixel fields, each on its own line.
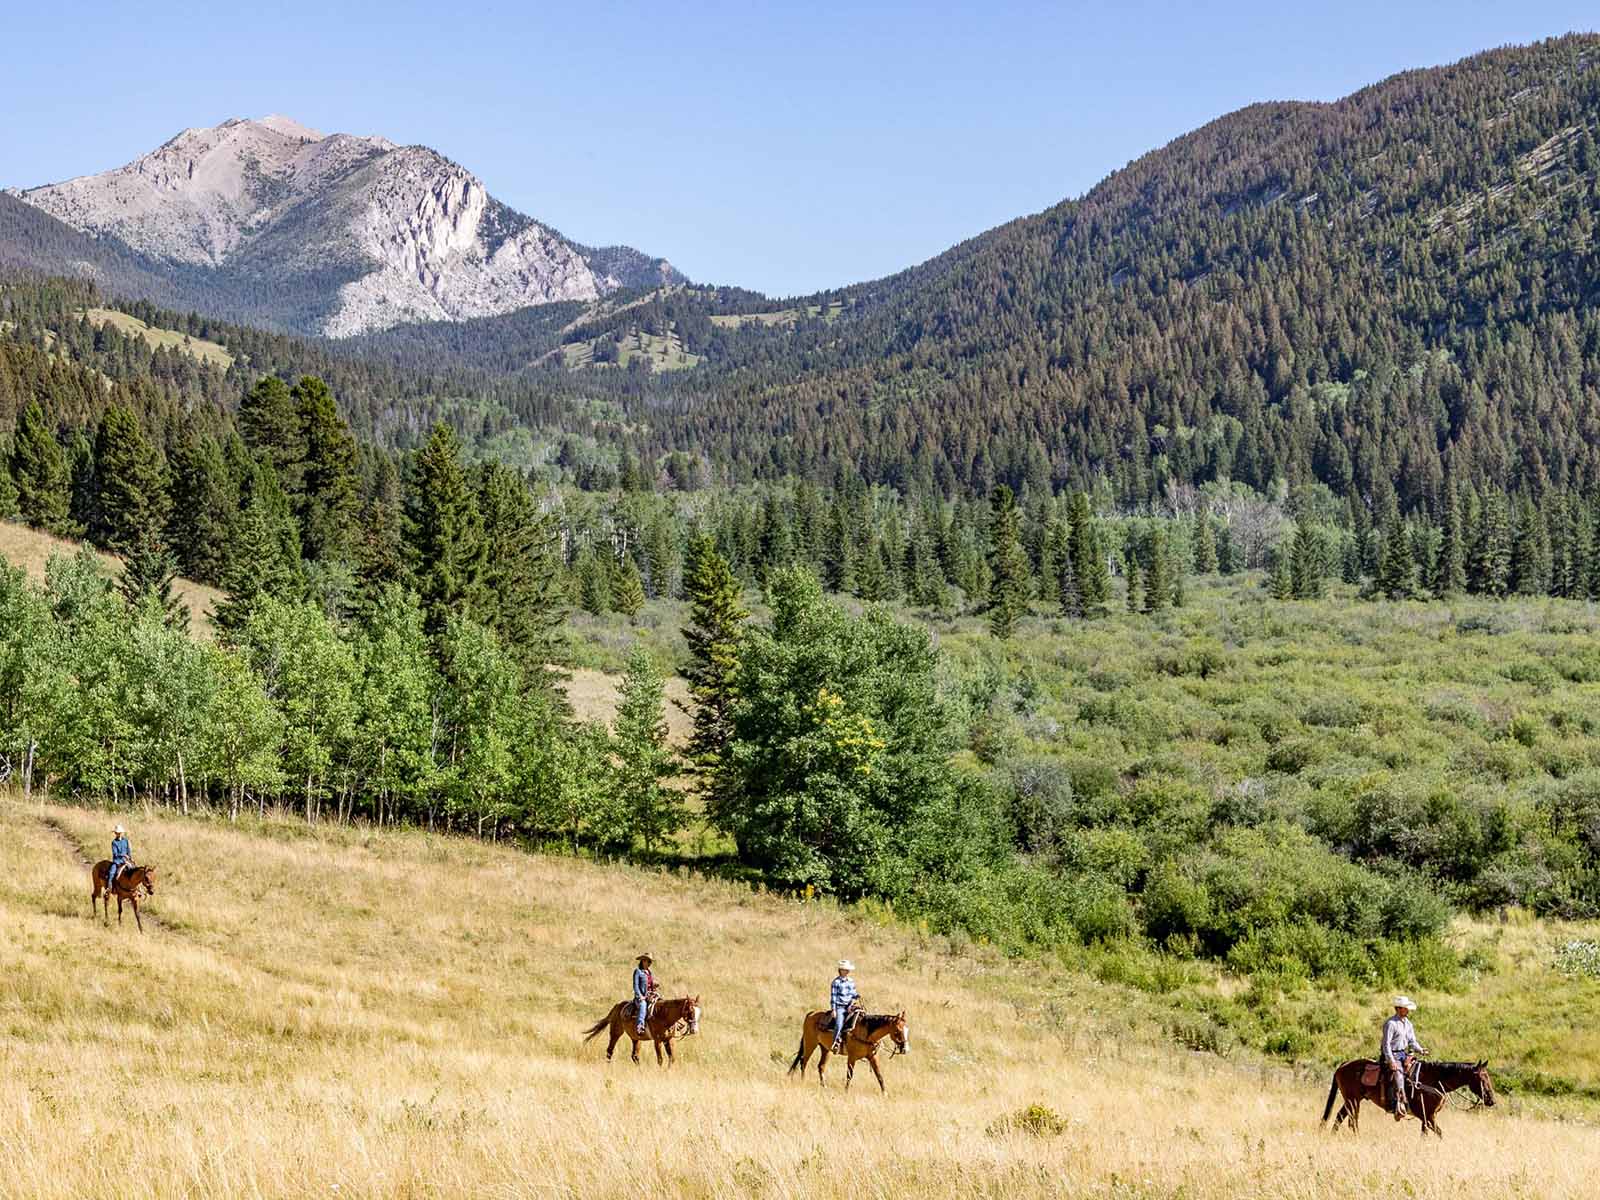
left=1381, top=995, right=1427, bottom=1118
left=830, top=959, right=859, bottom=1055
left=633, top=953, right=659, bottom=1036
left=108, top=824, right=134, bottom=893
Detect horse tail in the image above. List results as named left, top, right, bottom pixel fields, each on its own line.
left=1321, top=1069, right=1341, bottom=1124
left=582, top=1013, right=612, bottom=1042
left=787, top=1031, right=807, bottom=1076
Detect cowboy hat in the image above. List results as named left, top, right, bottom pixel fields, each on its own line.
left=637, top=952, right=653, bottom=963
left=1392, top=995, right=1417, bottom=1011
left=113, top=824, right=126, bottom=835
left=837, top=959, right=855, bottom=971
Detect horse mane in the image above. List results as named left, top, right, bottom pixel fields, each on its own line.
left=859, top=1013, right=898, bottom=1033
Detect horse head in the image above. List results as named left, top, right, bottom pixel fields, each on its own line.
left=136, top=865, right=156, bottom=896
left=687, top=995, right=701, bottom=1036
left=1471, top=1059, right=1496, bottom=1107
left=890, top=1010, right=910, bottom=1056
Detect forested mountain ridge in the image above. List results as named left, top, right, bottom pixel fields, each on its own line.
left=576, top=34, right=1600, bottom=510
left=3, top=117, right=682, bottom=337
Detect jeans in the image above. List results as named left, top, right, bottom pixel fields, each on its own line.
left=832, top=1006, right=849, bottom=1043
left=635, top=999, right=649, bottom=1032
left=108, top=863, right=125, bottom=889
left=1388, top=1062, right=1407, bottom=1110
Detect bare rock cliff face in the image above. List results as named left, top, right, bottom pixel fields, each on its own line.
left=5, top=116, right=680, bottom=336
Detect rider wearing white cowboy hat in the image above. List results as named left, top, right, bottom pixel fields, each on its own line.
left=633, top=953, right=658, bottom=1035
left=1380, top=995, right=1427, bottom=1118
left=829, top=959, right=858, bottom=1054
left=108, top=824, right=134, bottom=892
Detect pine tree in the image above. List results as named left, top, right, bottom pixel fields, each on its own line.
left=167, top=431, right=235, bottom=585
left=91, top=404, right=169, bottom=555
left=477, top=463, right=566, bottom=690
left=1470, top=491, right=1512, bottom=597
left=680, top=536, right=749, bottom=803
left=575, top=548, right=613, bottom=614
left=1216, top=523, right=1238, bottom=575
left=1125, top=552, right=1145, bottom=612
left=1067, top=492, right=1111, bottom=613
left=1510, top=495, right=1549, bottom=596
left=986, top=484, right=1030, bottom=639
left=8, top=401, right=72, bottom=534
left=612, top=647, right=682, bottom=854
left=403, top=424, right=486, bottom=640
left=1192, top=508, right=1218, bottom=573
left=1144, top=530, right=1171, bottom=612
left=1435, top=473, right=1466, bottom=597
left=119, top=522, right=189, bottom=630
left=1289, top=522, right=1326, bottom=599
left=1376, top=515, right=1416, bottom=600
left=613, top=560, right=646, bottom=619
left=293, top=376, right=359, bottom=563
left=239, top=375, right=304, bottom=485
left=214, top=494, right=298, bottom=635
left=1268, top=548, right=1294, bottom=600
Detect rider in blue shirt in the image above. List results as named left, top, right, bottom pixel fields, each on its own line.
left=108, top=824, right=133, bottom=891
left=830, top=960, right=859, bottom=1054
left=633, top=953, right=657, bottom=1034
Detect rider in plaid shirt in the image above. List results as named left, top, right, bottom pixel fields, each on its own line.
left=830, top=960, right=858, bottom=1053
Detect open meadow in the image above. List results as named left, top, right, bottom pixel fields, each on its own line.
left=3, top=798, right=1599, bottom=1200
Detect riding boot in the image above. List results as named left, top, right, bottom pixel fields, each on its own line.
left=830, top=1038, right=843, bottom=1055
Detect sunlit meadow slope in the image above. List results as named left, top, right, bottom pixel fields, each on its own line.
left=2, top=799, right=1597, bottom=1199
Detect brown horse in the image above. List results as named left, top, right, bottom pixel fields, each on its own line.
left=582, top=996, right=701, bottom=1065
left=787, top=1009, right=910, bottom=1092
left=1322, top=1058, right=1495, bottom=1136
left=91, top=861, right=156, bottom=932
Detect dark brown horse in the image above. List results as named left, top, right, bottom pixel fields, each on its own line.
left=91, top=861, right=156, bottom=931
left=787, top=1009, right=910, bottom=1092
left=1322, top=1058, right=1495, bottom=1136
left=582, top=996, right=701, bottom=1065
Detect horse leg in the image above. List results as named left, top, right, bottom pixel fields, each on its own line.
left=868, top=1054, right=886, bottom=1094
left=605, top=1019, right=622, bottom=1063
left=816, top=1046, right=828, bottom=1087
left=630, top=1031, right=641, bottom=1065
left=116, top=895, right=123, bottom=926
left=654, top=1036, right=665, bottom=1066
left=132, top=897, right=142, bottom=933
left=663, top=1037, right=675, bottom=1068
left=845, top=1055, right=854, bottom=1092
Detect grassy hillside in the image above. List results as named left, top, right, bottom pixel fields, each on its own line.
left=0, top=520, right=224, bottom=637
left=83, top=306, right=236, bottom=369
left=4, top=797, right=1598, bottom=1199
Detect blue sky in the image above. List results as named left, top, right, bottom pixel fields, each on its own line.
left=4, top=2, right=1595, bottom=296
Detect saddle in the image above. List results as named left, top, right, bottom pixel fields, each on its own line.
left=1360, top=1063, right=1381, bottom=1090
left=822, top=1000, right=863, bottom=1036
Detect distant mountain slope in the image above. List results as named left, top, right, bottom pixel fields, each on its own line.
left=3, top=117, right=682, bottom=336
left=590, top=35, right=1600, bottom=508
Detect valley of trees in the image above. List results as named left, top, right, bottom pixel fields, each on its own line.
left=9, top=36, right=1600, bottom=1017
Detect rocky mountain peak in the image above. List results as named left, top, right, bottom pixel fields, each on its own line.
left=4, top=116, right=682, bottom=335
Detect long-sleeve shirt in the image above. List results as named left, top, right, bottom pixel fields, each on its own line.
left=1379, top=1015, right=1425, bottom=1065
left=830, top=975, right=858, bottom=1009
left=111, top=837, right=132, bottom=865
left=633, top=967, right=654, bottom=1002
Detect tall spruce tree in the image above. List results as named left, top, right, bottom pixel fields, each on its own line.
left=477, top=463, right=565, bottom=692
left=986, top=484, right=1030, bottom=639
left=293, top=376, right=359, bottom=563
left=91, top=404, right=169, bottom=555
left=1470, top=490, right=1512, bottom=596
left=119, top=522, right=189, bottom=630
left=611, top=647, right=682, bottom=854
left=1192, top=508, right=1219, bottom=573
left=167, top=431, right=235, bottom=585
left=1067, top=491, right=1110, bottom=614
left=1434, top=473, right=1466, bottom=597
left=1376, top=515, right=1416, bottom=599
left=680, top=536, right=749, bottom=802
left=239, top=375, right=304, bottom=486
left=403, top=424, right=486, bottom=641
left=8, top=401, right=72, bottom=534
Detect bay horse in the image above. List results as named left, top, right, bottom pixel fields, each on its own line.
left=1322, top=1058, right=1495, bottom=1136
left=91, top=861, right=156, bottom=932
left=787, top=1009, right=910, bottom=1092
left=582, top=996, right=701, bottom=1065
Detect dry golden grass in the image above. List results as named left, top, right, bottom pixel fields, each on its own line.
left=0, top=520, right=223, bottom=638
left=2, top=798, right=1597, bottom=1199
left=83, top=308, right=236, bottom=370
left=564, top=665, right=694, bottom=746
